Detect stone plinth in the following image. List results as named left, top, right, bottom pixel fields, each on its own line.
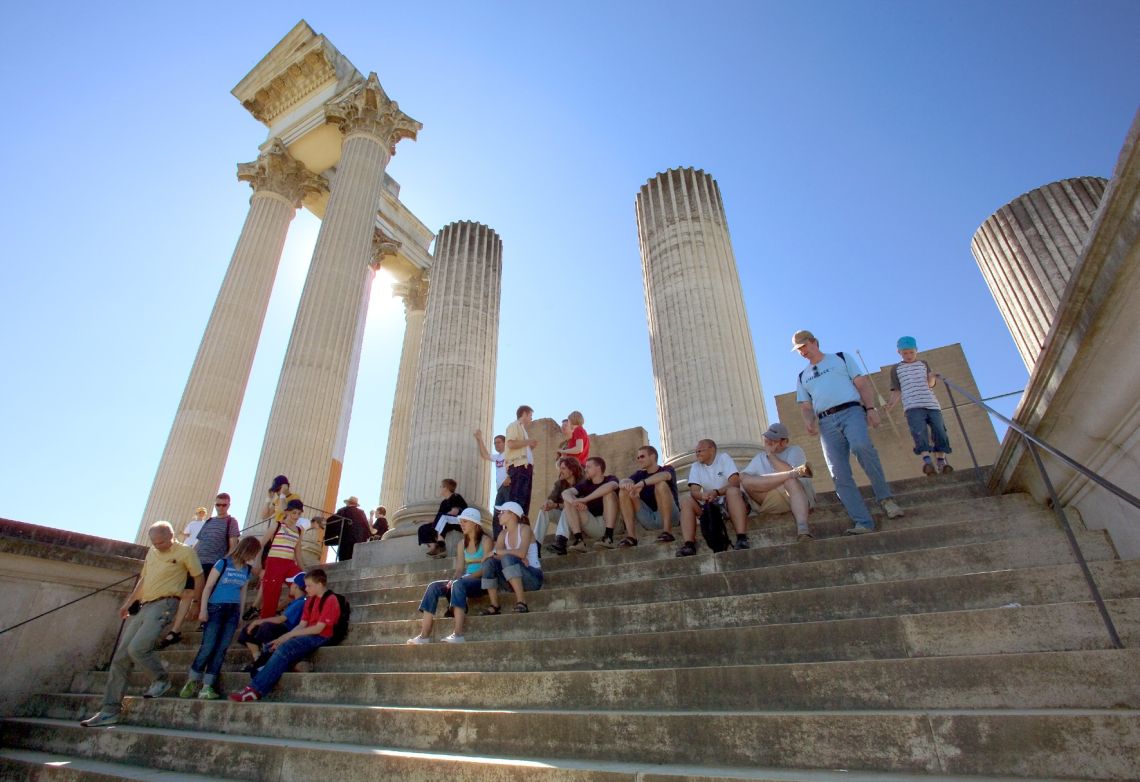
left=378, top=273, right=428, bottom=513
left=137, top=142, right=321, bottom=542
left=971, top=177, right=1108, bottom=371
left=246, top=75, right=420, bottom=525
left=0, top=519, right=145, bottom=712
left=635, top=168, right=767, bottom=470
left=391, top=222, right=502, bottom=533
left=774, top=344, right=1000, bottom=493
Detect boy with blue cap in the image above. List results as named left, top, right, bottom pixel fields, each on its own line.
left=886, top=336, right=953, bottom=475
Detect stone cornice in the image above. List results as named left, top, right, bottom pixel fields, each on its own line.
left=325, top=72, right=421, bottom=154
left=233, top=22, right=361, bottom=126
left=237, top=139, right=327, bottom=207
left=371, top=226, right=402, bottom=270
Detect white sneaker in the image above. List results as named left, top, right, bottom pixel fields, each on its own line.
left=441, top=633, right=465, bottom=644
left=142, top=679, right=171, bottom=699
left=406, top=635, right=432, bottom=645
left=881, top=498, right=905, bottom=519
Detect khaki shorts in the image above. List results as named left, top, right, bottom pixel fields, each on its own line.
left=750, top=482, right=816, bottom=515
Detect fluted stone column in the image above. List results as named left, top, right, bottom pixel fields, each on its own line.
left=635, top=167, right=767, bottom=469
left=391, top=222, right=502, bottom=533
left=378, top=272, right=428, bottom=516
left=971, top=176, right=1108, bottom=371
left=136, top=140, right=321, bottom=543
left=245, top=73, right=420, bottom=526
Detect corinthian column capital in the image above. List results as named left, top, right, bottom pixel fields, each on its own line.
left=325, top=72, right=422, bottom=154
left=393, top=272, right=429, bottom=314
left=371, top=227, right=402, bottom=271
left=237, top=138, right=327, bottom=207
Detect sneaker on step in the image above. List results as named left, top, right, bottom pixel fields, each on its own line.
left=938, top=462, right=953, bottom=474
left=796, top=532, right=814, bottom=542
left=733, top=538, right=750, bottom=550
left=593, top=537, right=616, bottom=550
left=881, top=498, right=905, bottom=519
left=406, top=635, right=432, bottom=645
left=441, top=633, right=465, bottom=643
left=178, top=680, right=200, bottom=699
left=228, top=686, right=259, bottom=702
left=143, top=679, right=171, bottom=699
left=80, top=710, right=120, bottom=728
left=845, top=525, right=875, bottom=535
left=197, top=685, right=220, bottom=700
left=568, top=539, right=588, bottom=554
left=675, top=541, right=697, bottom=558
left=655, top=531, right=675, bottom=543
left=922, top=461, right=936, bottom=475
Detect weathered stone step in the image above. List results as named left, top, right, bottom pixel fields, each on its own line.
left=0, top=748, right=242, bottom=781
left=0, top=719, right=1084, bottom=782
left=339, top=498, right=1066, bottom=601
left=340, top=534, right=1110, bottom=625
left=17, top=698, right=1140, bottom=780
left=71, top=648, right=1140, bottom=712
left=151, top=599, right=1138, bottom=674
left=221, top=559, right=1140, bottom=647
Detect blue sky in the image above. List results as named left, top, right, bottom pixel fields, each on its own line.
left=1, top=2, right=1136, bottom=543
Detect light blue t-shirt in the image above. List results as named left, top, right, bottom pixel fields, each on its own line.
left=207, top=557, right=253, bottom=605
left=795, top=352, right=863, bottom=413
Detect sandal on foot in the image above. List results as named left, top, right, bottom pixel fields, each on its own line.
left=156, top=631, right=181, bottom=649
left=656, top=531, right=675, bottom=543
left=617, top=537, right=638, bottom=548
left=480, top=605, right=502, bottom=616
left=514, top=602, right=529, bottom=614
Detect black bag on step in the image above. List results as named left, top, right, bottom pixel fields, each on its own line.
left=698, top=501, right=731, bottom=553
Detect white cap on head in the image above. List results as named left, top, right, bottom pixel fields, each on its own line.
left=495, top=501, right=525, bottom=518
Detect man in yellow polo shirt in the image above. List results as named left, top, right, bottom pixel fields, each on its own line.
left=81, top=521, right=204, bottom=727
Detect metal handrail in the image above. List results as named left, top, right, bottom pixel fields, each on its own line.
left=937, top=374, right=1126, bottom=649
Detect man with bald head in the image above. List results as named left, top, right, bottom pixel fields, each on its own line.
left=81, top=521, right=204, bottom=727
left=676, top=439, right=751, bottom=557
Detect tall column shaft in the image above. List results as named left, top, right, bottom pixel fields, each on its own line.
left=136, top=142, right=315, bottom=543
left=971, top=176, right=1107, bottom=371
left=245, top=74, right=420, bottom=526
left=635, top=167, right=767, bottom=467
left=378, top=273, right=428, bottom=515
left=391, top=222, right=502, bottom=532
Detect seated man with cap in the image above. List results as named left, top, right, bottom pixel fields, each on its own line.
left=740, top=422, right=816, bottom=541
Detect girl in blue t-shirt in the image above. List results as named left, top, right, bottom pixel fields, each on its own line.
left=180, top=536, right=262, bottom=700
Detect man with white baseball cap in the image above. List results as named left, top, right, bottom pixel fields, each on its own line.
left=740, top=422, right=816, bottom=541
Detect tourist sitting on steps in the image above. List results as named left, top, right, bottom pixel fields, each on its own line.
left=740, top=422, right=817, bottom=541
left=535, top=456, right=584, bottom=556
left=407, top=508, right=494, bottom=644
left=677, top=439, right=751, bottom=556
left=417, top=478, right=468, bottom=559
left=560, top=456, right=621, bottom=552
left=235, top=572, right=307, bottom=673
left=556, top=410, right=590, bottom=466
left=229, top=568, right=341, bottom=702
left=617, top=444, right=680, bottom=548
left=480, top=502, right=543, bottom=614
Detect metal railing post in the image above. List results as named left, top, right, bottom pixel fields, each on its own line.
left=941, top=381, right=985, bottom=490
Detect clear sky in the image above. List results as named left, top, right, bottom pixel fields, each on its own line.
left=1, top=2, right=1136, bottom=543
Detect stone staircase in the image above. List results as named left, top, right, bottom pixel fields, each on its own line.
left=3, top=470, right=1140, bottom=780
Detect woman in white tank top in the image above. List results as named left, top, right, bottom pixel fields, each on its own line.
left=479, top=501, right=543, bottom=614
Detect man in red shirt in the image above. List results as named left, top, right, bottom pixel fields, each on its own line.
left=229, top=568, right=341, bottom=702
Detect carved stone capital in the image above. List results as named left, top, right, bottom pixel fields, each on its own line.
left=325, top=72, right=422, bottom=155
left=371, top=227, right=402, bottom=271
left=237, top=139, right=327, bottom=207
left=393, top=272, right=428, bottom=314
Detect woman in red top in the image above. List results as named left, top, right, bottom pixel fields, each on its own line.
left=557, top=410, right=590, bottom=466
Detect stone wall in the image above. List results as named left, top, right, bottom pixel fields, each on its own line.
left=774, top=343, right=1000, bottom=493
left=0, top=519, right=145, bottom=713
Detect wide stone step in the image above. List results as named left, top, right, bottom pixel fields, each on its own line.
left=329, top=485, right=1017, bottom=591
left=149, top=599, right=1138, bottom=674
left=15, top=698, right=1140, bottom=780
left=339, top=499, right=1068, bottom=601
left=70, top=648, right=1140, bottom=712
left=0, top=719, right=1083, bottom=782
left=0, top=748, right=242, bottom=781
left=211, top=559, right=1140, bottom=648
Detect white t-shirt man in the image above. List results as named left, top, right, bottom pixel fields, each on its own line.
left=182, top=519, right=205, bottom=548
left=743, top=445, right=816, bottom=504
left=687, top=451, right=739, bottom=497
left=493, top=453, right=507, bottom=487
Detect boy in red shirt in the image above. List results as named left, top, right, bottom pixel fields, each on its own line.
left=229, top=568, right=341, bottom=702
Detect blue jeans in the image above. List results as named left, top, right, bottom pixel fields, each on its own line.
left=818, top=405, right=892, bottom=528
left=190, top=603, right=242, bottom=686
left=250, top=634, right=327, bottom=696
left=905, top=407, right=952, bottom=455
left=482, top=554, right=543, bottom=593
left=417, top=575, right=485, bottom=614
